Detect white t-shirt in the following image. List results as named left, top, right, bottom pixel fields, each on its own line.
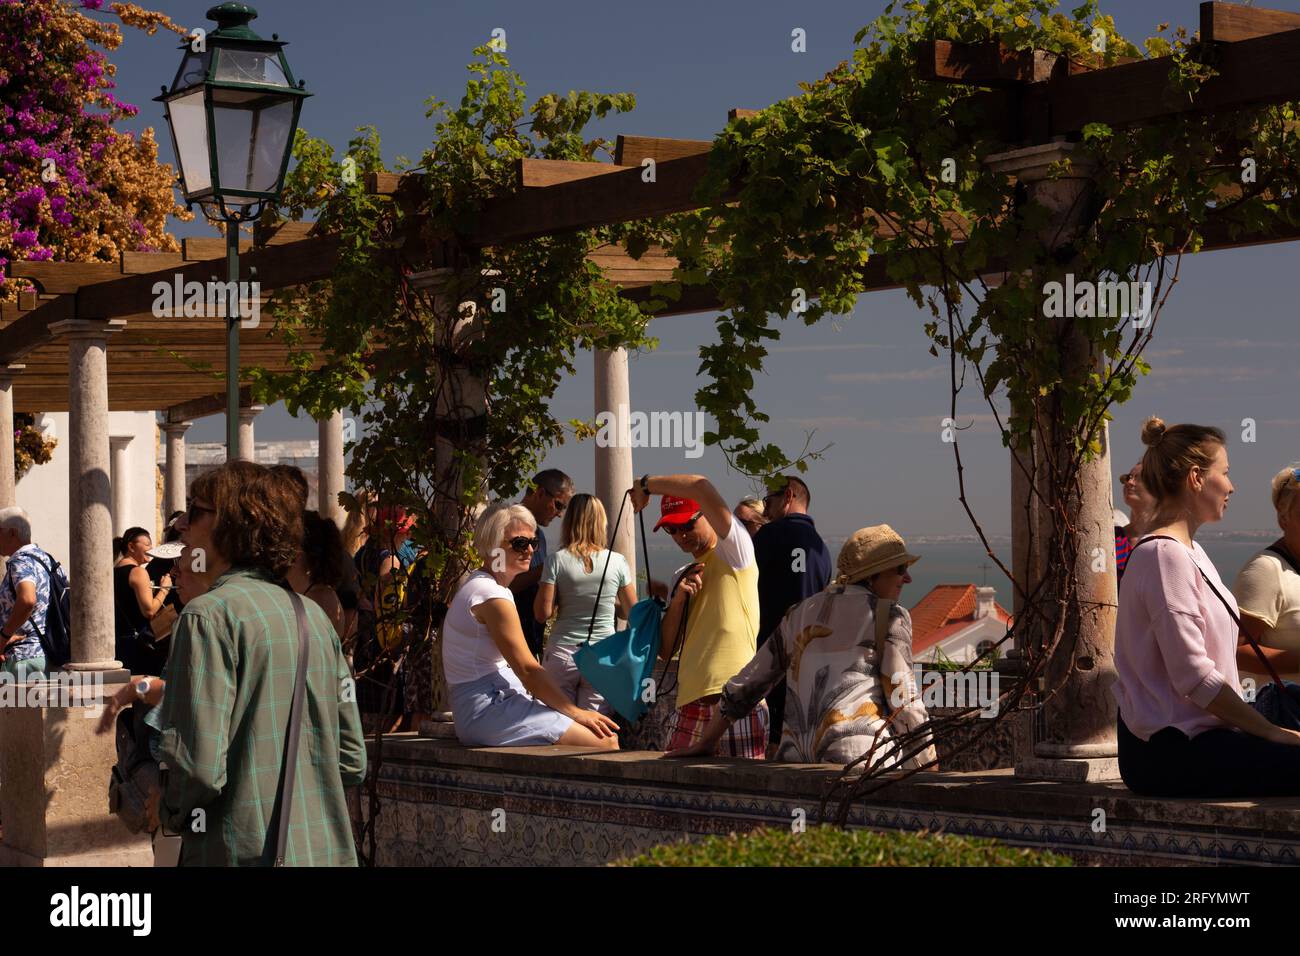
left=442, top=570, right=516, bottom=686
left=1234, top=549, right=1300, bottom=682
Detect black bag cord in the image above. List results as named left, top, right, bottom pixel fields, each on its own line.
left=580, top=491, right=684, bottom=709
left=584, top=490, right=653, bottom=646
left=1130, top=535, right=1298, bottom=719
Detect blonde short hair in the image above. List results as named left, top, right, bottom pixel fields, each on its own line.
left=736, top=497, right=765, bottom=515
left=473, top=502, right=536, bottom=564
left=1271, top=463, right=1300, bottom=527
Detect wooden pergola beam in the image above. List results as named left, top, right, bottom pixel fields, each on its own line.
left=1014, top=24, right=1300, bottom=139
left=613, top=135, right=710, bottom=166
left=1201, top=1, right=1300, bottom=43
left=517, top=158, right=623, bottom=188
left=466, top=152, right=723, bottom=246
left=166, top=388, right=254, bottom=423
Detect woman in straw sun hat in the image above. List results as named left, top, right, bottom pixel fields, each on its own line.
left=667, top=524, right=937, bottom=767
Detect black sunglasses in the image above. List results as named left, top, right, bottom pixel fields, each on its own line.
left=508, top=535, right=540, bottom=555
left=666, top=513, right=703, bottom=535
left=186, top=502, right=216, bottom=523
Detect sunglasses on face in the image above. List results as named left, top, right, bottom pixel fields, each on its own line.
left=186, top=502, right=216, bottom=524
left=550, top=493, right=567, bottom=514
left=507, top=536, right=540, bottom=555
left=666, top=513, right=703, bottom=536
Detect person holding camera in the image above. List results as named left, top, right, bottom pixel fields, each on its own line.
left=629, top=474, right=767, bottom=759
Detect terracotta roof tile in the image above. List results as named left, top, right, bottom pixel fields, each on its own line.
left=908, top=584, right=977, bottom=641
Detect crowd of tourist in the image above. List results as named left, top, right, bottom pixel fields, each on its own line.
left=5, top=410, right=1300, bottom=864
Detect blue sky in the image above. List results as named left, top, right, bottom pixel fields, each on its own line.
left=97, top=0, right=1300, bottom=537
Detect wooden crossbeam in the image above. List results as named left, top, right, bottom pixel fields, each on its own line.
left=1015, top=25, right=1300, bottom=139
left=10, top=261, right=121, bottom=293
left=918, top=40, right=1141, bottom=87
left=467, top=152, right=723, bottom=246
left=614, top=135, right=711, bottom=166
left=120, top=251, right=185, bottom=274
left=918, top=40, right=1060, bottom=86
left=167, top=388, right=254, bottom=423
left=182, top=236, right=253, bottom=260
left=77, top=235, right=339, bottom=321
left=1201, top=1, right=1300, bottom=43
left=517, top=158, right=623, bottom=188
left=253, top=220, right=317, bottom=247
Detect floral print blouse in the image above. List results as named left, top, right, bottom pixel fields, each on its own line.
left=718, top=582, right=936, bottom=768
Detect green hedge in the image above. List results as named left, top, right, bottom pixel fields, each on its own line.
left=615, top=825, right=1072, bottom=867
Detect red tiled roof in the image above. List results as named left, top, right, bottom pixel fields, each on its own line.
left=909, top=585, right=977, bottom=639
left=908, top=584, right=1011, bottom=654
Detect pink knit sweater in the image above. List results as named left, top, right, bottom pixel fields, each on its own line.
left=1114, top=536, right=1242, bottom=741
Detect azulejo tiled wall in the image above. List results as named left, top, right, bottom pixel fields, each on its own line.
left=365, top=738, right=1300, bottom=867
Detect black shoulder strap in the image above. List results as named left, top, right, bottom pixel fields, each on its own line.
left=585, top=491, right=651, bottom=646
left=1267, top=543, right=1300, bottom=576
left=271, top=587, right=311, bottom=867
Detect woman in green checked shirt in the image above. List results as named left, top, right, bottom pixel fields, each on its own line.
left=157, top=461, right=366, bottom=866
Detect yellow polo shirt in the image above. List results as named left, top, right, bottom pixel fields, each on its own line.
left=674, top=519, right=760, bottom=708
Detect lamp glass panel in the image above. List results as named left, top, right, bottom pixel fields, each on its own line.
left=172, top=49, right=212, bottom=91
left=213, top=49, right=290, bottom=89
left=166, top=89, right=211, bottom=195
left=213, top=98, right=294, bottom=195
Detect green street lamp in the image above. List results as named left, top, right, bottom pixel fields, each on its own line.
left=156, top=2, right=309, bottom=459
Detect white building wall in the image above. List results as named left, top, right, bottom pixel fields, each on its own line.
left=15, top=411, right=159, bottom=575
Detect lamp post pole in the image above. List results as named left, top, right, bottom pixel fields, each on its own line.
left=226, top=225, right=240, bottom=459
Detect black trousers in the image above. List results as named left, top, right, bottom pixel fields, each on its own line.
left=1117, top=711, right=1300, bottom=798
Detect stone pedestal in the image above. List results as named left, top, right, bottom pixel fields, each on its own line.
left=594, top=348, right=637, bottom=588
left=985, top=142, right=1119, bottom=783
left=0, top=679, right=151, bottom=866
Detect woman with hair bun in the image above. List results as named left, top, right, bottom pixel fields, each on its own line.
left=1115, top=417, right=1300, bottom=797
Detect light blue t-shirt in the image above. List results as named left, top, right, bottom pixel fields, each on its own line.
left=541, top=548, right=631, bottom=650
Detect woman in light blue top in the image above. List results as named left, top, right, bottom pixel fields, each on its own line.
left=535, top=494, right=638, bottom=713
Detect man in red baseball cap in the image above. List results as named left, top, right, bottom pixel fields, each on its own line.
left=629, top=473, right=767, bottom=759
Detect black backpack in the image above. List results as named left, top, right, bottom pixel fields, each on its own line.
left=3, top=548, right=72, bottom=669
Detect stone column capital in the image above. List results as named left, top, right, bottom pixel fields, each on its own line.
left=109, top=435, right=133, bottom=450
left=48, top=318, right=126, bottom=340
left=983, top=140, right=1097, bottom=183
left=160, top=420, right=192, bottom=437
left=0, top=363, right=25, bottom=386
left=237, top=404, right=266, bottom=424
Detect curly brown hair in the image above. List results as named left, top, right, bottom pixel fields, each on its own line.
left=191, top=460, right=303, bottom=579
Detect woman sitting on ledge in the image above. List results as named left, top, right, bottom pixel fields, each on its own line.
left=666, top=524, right=936, bottom=768
left=1116, top=417, right=1300, bottom=798
left=443, top=503, right=620, bottom=749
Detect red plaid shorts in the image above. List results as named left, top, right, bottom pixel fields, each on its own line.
left=667, top=698, right=768, bottom=759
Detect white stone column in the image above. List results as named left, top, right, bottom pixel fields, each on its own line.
left=161, top=421, right=191, bottom=518
left=109, top=435, right=132, bottom=536
left=0, top=320, right=150, bottom=867
left=48, top=318, right=125, bottom=673
left=318, top=410, right=346, bottom=527
left=594, top=348, right=637, bottom=591
left=985, top=142, right=1118, bottom=781
left=0, top=364, right=23, bottom=508
left=237, top=403, right=264, bottom=462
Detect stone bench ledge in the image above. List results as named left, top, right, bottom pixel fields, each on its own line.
left=370, top=734, right=1300, bottom=835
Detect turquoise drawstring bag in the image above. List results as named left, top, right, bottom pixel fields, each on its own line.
left=573, top=497, right=665, bottom=723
